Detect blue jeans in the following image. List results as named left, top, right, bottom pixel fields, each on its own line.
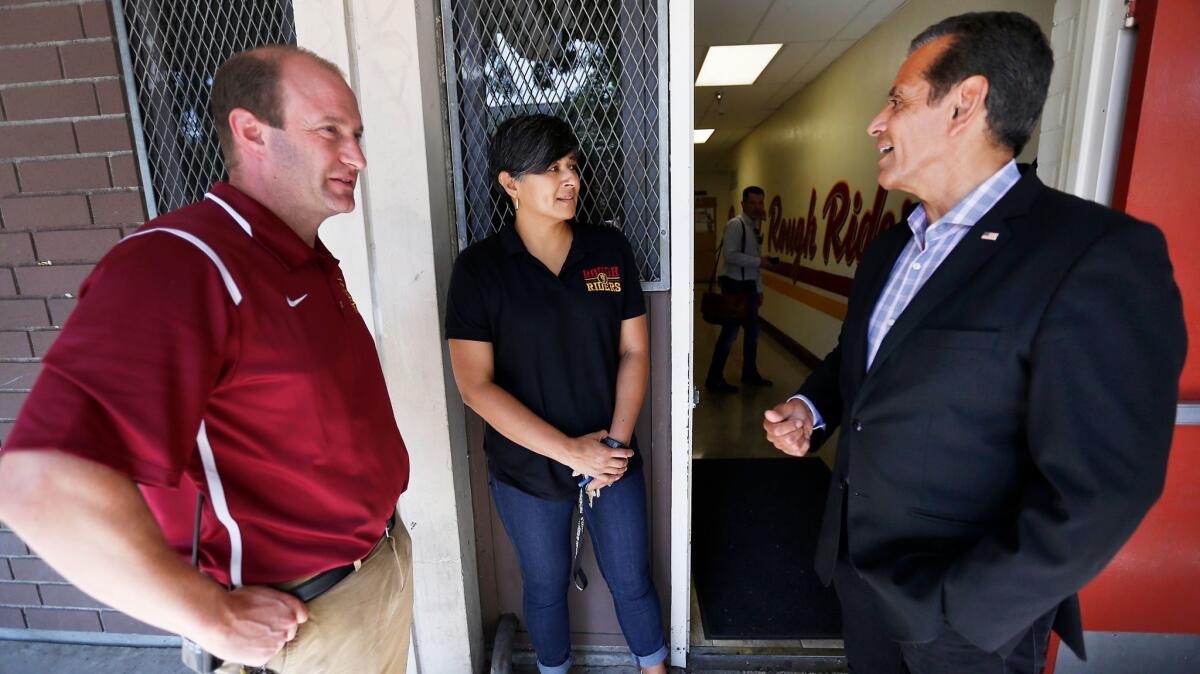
left=488, top=468, right=668, bottom=673
left=706, top=277, right=761, bottom=383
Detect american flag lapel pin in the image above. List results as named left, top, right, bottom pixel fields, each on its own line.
left=981, top=231, right=1000, bottom=241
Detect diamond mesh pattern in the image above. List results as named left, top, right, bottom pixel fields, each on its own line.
left=115, top=0, right=297, bottom=216
left=444, top=0, right=666, bottom=283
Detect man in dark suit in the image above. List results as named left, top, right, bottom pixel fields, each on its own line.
left=763, top=12, right=1186, bottom=674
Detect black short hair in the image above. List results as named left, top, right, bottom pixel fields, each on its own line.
left=910, top=12, right=1053, bottom=156
left=742, top=186, right=765, bottom=203
left=489, top=114, right=581, bottom=183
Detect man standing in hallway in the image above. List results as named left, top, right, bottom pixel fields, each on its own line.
left=0, top=46, right=413, bottom=672
left=763, top=12, right=1185, bottom=674
left=705, top=185, right=778, bottom=393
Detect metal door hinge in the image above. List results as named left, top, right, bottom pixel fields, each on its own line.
left=692, top=386, right=700, bottom=408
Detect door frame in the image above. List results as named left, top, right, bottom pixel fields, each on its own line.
left=666, top=0, right=694, bottom=666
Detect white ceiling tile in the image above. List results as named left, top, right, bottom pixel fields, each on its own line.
left=755, top=41, right=825, bottom=84
left=694, top=88, right=714, bottom=120
left=693, top=45, right=708, bottom=78
left=751, top=0, right=871, bottom=43
left=695, top=0, right=774, bottom=46
left=763, top=77, right=807, bottom=110
left=791, top=39, right=857, bottom=85
left=836, top=0, right=909, bottom=41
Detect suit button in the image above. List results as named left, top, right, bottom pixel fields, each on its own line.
left=852, top=419, right=863, bottom=431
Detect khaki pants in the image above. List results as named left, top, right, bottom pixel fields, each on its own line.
left=218, top=517, right=414, bottom=674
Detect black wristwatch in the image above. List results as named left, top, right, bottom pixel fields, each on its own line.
left=600, top=436, right=629, bottom=450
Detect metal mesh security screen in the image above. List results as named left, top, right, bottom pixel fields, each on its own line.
left=112, top=0, right=297, bottom=217
left=442, top=0, right=669, bottom=286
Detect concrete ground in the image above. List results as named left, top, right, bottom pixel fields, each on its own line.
left=0, top=641, right=189, bottom=674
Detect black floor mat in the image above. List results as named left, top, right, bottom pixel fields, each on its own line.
left=692, top=457, right=842, bottom=639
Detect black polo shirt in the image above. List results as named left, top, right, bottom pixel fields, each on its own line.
left=445, top=222, right=647, bottom=500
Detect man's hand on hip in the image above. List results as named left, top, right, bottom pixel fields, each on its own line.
left=196, top=586, right=308, bottom=666
left=763, top=399, right=814, bottom=457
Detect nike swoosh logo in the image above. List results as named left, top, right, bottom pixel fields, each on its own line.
left=287, top=294, right=309, bottom=307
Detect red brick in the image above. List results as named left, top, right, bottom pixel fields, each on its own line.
left=81, top=2, right=113, bottom=39
left=0, top=531, right=27, bottom=554
left=0, top=5, right=84, bottom=46
left=59, top=41, right=119, bottom=79
left=1, top=82, right=97, bottom=121
left=17, top=156, right=111, bottom=192
left=0, top=122, right=76, bottom=159
left=0, top=298, right=49, bottom=329
left=108, top=154, right=138, bottom=187
left=0, top=162, right=15, bottom=196
left=0, top=606, right=24, bottom=628
left=0, top=581, right=38, bottom=604
left=0, top=333, right=31, bottom=358
left=13, top=264, right=91, bottom=295
left=0, top=194, right=90, bottom=228
left=39, top=584, right=106, bottom=609
left=101, top=610, right=170, bottom=635
left=0, top=361, right=40, bottom=390
left=25, top=607, right=102, bottom=631
left=0, top=269, right=13, bottom=294
left=0, top=232, right=34, bottom=264
left=9, top=557, right=64, bottom=582
left=88, top=190, right=143, bottom=224
left=74, top=117, right=133, bottom=152
left=28, top=329, right=57, bottom=356
left=94, top=79, right=126, bottom=114
left=47, top=296, right=74, bottom=325
left=34, top=227, right=119, bottom=262
left=0, top=45, right=62, bottom=85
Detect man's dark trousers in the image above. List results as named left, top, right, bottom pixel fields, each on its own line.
left=835, top=558, right=1056, bottom=674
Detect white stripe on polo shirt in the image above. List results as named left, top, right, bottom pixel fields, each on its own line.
left=120, top=228, right=243, bottom=305
left=204, top=192, right=254, bottom=237
left=195, top=421, right=245, bottom=587
left=121, top=209, right=251, bottom=587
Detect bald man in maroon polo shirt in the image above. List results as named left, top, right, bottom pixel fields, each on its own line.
left=0, top=46, right=413, bottom=672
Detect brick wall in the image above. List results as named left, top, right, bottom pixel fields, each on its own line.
left=0, top=0, right=160, bottom=635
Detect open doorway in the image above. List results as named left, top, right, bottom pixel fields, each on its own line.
left=687, top=0, right=1055, bottom=666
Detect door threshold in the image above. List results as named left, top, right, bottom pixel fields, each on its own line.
left=687, top=644, right=847, bottom=672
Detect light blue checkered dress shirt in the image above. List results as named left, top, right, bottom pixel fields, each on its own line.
left=793, top=160, right=1021, bottom=429
left=865, top=160, right=1021, bottom=368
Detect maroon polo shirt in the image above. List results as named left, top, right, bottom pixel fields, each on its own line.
left=5, top=182, right=410, bottom=586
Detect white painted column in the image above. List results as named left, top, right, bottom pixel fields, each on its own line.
left=295, top=1, right=483, bottom=672
left=667, top=0, right=694, bottom=667
left=293, top=1, right=377, bottom=336
left=1039, top=0, right=1135, bottom=204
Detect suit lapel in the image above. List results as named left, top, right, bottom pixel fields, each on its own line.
left=856, top=170, right=1042, bottom=398
left=845, top=223, right=912, bottom=391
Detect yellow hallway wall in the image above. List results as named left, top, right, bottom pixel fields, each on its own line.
left=729, top=0, right=1054, bottom=361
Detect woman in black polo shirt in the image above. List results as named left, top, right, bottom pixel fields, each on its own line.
left=445, top=114, right=667, bottom=674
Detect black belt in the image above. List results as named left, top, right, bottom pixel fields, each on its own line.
left=286, top=512, right=397, bottom=603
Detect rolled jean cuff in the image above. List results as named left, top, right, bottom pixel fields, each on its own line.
left=536, top=654, right=572, bottom=674
left=631, top=642, right=669, bottom=668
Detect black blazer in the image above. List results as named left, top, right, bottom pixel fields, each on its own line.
left=798, top=167, right=1187, bottom=658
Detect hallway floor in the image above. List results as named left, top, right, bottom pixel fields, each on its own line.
left=691, top=292, right=816, bottom=462
left=690, top=293, right=842, bottom=657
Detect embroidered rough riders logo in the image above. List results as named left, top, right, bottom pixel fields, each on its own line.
left=583, top=265, right=622, bottom=292
left=336, top=275, right=358, bottom=312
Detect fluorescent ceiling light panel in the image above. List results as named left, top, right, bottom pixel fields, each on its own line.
left=695, top=44, right=783, bottom=86
left=694, top=129, right=715, bottom=144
